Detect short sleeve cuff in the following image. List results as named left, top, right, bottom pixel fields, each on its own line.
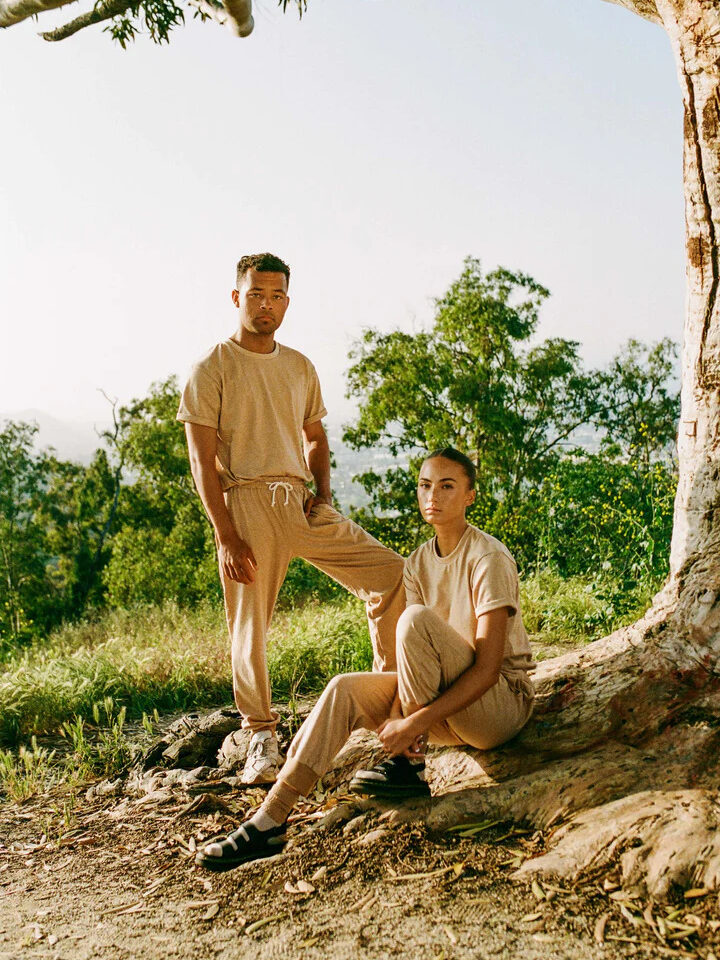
left=475, top=598, right=517, bottom=618
left=176, top=413, right=218, bottom=429
left=303, top=407, right=328, bottom=426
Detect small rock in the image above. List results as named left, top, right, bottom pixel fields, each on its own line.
left=125, top=770, right=166, bottom=796
left=85, top=779, right=123, bottom=801
left=353, top=827, right=389, bottom=847
left=311, top=803, right=360, bottom=832
left=133, top=788, right=175, bottom=807
left=343, top=814, right=369, bottom=836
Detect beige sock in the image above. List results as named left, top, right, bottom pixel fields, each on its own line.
left=261, top=779, right=302, bottom=826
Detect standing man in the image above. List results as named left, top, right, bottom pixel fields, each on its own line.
left=177, top=252, right=405, bottom=785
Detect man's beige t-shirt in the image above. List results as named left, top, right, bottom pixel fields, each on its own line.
left=177, top=339, right=327, bottom=490
left=404, top=524, right=535, bottom=680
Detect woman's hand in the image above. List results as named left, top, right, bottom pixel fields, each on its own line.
left=376, top=716, right=427, bottom=758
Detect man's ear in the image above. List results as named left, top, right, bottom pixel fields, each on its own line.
left=231, top=289, right=240, bottom=307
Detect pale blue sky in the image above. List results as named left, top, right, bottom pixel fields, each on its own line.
left=1, top=0, right=683, bottom=426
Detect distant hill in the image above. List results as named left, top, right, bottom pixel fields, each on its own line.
left=0, top=409, right=112, bottom=465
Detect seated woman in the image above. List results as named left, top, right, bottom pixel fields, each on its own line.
left=196, top=447, right=535, bottom=872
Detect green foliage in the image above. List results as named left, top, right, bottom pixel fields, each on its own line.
left=61, top=698, right=134, bottom=779
left=101, top=377, right=220, bottom=609
left=276, top=558, right=347, bottom=609
left=0, top=421, right=56, bottom=643
left=105, top=0, right=184, bottom=48
left=0, top=601, right=232, bottom=748
left=0, top=597, right=370, bottom=749
left=344, top=258, right=680, bottom=588
left=345, top=259, right=598, bottom=499
left=267, top=599, right=371, bottom=699
left=524, top=454, right=676, bottom=582
left=596, top=338, right=679, bottom=465
left=520, top=569, right=657, bottom=650
left=0, top=736, right=55, bottom=802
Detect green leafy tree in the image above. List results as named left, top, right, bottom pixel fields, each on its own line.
left=0, top=422, right=53, bottom=643
left=595, top=338, right=679, bottom=466
left=38, top=449, right=122, bottom=617
left=344, top=259, right=680, bottom=576
left=101, top=377, right=221, bottom=607
left=344, top=258, right=601, bottom=554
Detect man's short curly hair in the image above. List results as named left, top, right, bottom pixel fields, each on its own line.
left=236, top=252, right=291, bottom=288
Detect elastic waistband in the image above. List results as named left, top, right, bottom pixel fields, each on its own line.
left=223, top=476, right=308, bottom=492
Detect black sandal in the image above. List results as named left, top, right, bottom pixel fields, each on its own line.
left=195, top=821, right=286, bottom=872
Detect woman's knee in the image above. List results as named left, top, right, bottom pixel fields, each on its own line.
left=397, top=604, right=433, bottom=649
left=321, top=672, right=366, bottom=704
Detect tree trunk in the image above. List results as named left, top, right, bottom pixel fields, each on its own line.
left=409, top=0, right=720, bottom=898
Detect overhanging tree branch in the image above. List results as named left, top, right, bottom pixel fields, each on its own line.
left=40, top=0, right=132, bottom=41
left=0, top=0, right=76, bottom=29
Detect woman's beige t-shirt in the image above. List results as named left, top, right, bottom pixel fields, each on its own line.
left=177, top=339, right=327, bottom=490
left=404, top=525, right=535, bottom=679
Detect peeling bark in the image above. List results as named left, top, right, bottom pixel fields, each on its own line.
left=0, top=0, right=76, bottom=29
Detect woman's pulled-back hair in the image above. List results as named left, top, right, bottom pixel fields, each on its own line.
left=425, top=447, right=477, bottom=488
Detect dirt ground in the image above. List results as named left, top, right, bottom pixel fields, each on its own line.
left=3, top=776, right=719, bottom=960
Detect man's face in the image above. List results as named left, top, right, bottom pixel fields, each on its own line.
left=231, top=268, right=290, bottom=337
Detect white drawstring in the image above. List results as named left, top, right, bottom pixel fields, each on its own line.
left=267, top=481, right=293, bottom=507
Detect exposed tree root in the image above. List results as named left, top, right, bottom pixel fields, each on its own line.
left=516, top=789, right=720, bottom=899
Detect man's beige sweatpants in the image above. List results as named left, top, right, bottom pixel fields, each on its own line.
left=272, top=603, right=536, bottom=802
left=221, top=479, right=405, bottom=732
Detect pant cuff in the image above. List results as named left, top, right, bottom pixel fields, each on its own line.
left=280, top=756, right=321, bottom=797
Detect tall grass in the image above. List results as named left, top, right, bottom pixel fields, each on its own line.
left=0, top=572, right=661, bottom=751
left=520, top=570, right=659, bottom=647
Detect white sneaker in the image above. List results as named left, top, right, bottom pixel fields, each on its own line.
left=240, top=731, right=280, bottom=785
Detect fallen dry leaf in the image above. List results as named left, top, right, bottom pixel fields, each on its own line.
left=683, top=888, right=710, bottom=899
left=100, top=901, right=144, bottom=918
left=185, top=900, right=220, bottom=911
left=390, top=863, right=464, bottom=882
left=531, top=879, right=546, bottom=901
left=349, top=892, right=376, bottom=911
left=359, top=896, right=378, bottom=914
left=245, top=914, right=285, bottom=936
left=594, top=912, right=609, bottom=944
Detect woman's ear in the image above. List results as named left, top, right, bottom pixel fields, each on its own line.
left=465, top=487, right=476, bottom=507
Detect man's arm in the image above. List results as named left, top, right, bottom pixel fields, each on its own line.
left=377, top=607, right=509, bottom=755
left=184, top=422, right=258, bottom=584
left=302, top=419, right=332, bottom=516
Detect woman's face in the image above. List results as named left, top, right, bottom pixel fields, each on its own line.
left=417, top=456, right=475, bottom=526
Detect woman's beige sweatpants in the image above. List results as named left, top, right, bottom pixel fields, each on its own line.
left=265, top=603, right=535, bottom=810
left=221, top=479, right=405, bottom=732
